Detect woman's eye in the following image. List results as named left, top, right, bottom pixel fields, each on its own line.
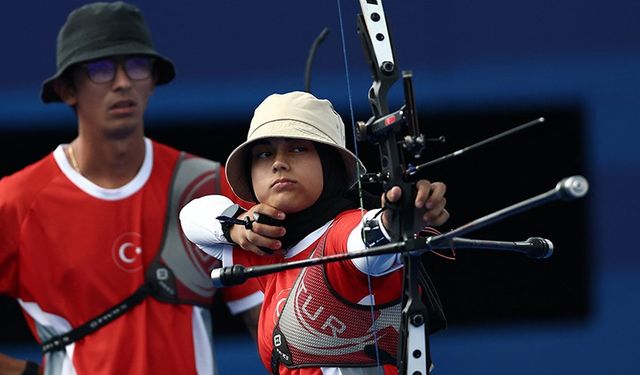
left=291, top=146, right=306, bottom=153
left=255, top=151, right=271, bottom=159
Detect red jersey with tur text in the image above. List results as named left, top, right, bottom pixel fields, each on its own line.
left=223, top=209, right=403, bottom=375
left=0, top=139, right=261, bottom=375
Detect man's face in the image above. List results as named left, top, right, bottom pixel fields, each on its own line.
left=62, top=55, right=155, bottom=138
left=250, top=138, right=324, bottom=214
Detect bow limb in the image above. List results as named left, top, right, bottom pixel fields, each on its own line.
left=355, top=0, right=398, bottom=117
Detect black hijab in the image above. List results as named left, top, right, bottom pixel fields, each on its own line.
left=249, top=142, right=378, bottom=249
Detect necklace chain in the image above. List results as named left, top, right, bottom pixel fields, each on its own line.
left=67, top=145, right=80, bottom=173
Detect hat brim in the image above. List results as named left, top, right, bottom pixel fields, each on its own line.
left=225, top=119, right=366, bottom=202
left=40, top=43, right=175, bottom=103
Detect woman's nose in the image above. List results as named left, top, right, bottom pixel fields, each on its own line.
left=272, top=152, right=289, bottom=172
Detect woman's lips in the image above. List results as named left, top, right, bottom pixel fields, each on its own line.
left=271, top=178, right=296, bottom=190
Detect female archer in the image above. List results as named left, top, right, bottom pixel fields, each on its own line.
left=180, top=91, right=449, bottom=374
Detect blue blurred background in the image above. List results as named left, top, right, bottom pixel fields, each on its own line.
left=1, top=1, right=639, bottom=374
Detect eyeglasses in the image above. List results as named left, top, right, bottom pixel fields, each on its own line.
left=81, top=56, right=155, bottom=84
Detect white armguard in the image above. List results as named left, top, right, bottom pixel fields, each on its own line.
left=179, top=195, right=235, bottom=258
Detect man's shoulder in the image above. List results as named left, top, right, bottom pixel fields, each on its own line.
left=0, top=153, right=58, bottom=206
left=0, top=153, right=57, bottom=191
left=150, top=139, right=180, bottom=158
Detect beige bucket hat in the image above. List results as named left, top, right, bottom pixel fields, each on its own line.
left=225, top=91, right=366, bottom=202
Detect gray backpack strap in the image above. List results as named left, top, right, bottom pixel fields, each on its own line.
left=148, top=152, right=224, bottom=306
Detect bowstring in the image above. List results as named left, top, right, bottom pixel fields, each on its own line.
left=335, top=0, right=384, bottom=372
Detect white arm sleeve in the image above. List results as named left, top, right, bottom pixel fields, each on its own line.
left=179, top=195, right=235, bottom=258
left=347, top=209, right=403, bottom=276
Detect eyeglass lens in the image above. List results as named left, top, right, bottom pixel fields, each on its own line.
left=85, top=57, right=153, bottom=83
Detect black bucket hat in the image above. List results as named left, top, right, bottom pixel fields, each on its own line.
left=40, top=1, right=176, bottom=103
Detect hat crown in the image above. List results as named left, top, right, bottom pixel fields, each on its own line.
left=248, top=91, right=346, bottom=148
left=56, top=2, right=153, bottom=69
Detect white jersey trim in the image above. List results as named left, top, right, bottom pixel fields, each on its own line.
left=53, top=138, right=153, bottom=201
left=226, top=290, right=264, bottom=315
left=192, top=306, right=215, bottom=375
left=285, top=220, right=333, bottom=259
left=219, top=220, right=332, bottom=270
left=320, top=367, right=383, bottom=374
left=18, top=299, right=77, bottom=375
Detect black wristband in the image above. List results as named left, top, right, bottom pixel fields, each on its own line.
left=218, top=204, right=246, bottom=243
left=23, top=361, right=40, bottom=375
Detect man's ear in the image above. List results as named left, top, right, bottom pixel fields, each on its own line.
left=53, top=77, right=78, bottom=106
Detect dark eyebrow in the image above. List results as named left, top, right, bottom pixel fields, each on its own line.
left=251, top=139, right=271, bottom=146
left=250, top=138, right=310, bottom=151
left=250, top=140, right=272, bottom=154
